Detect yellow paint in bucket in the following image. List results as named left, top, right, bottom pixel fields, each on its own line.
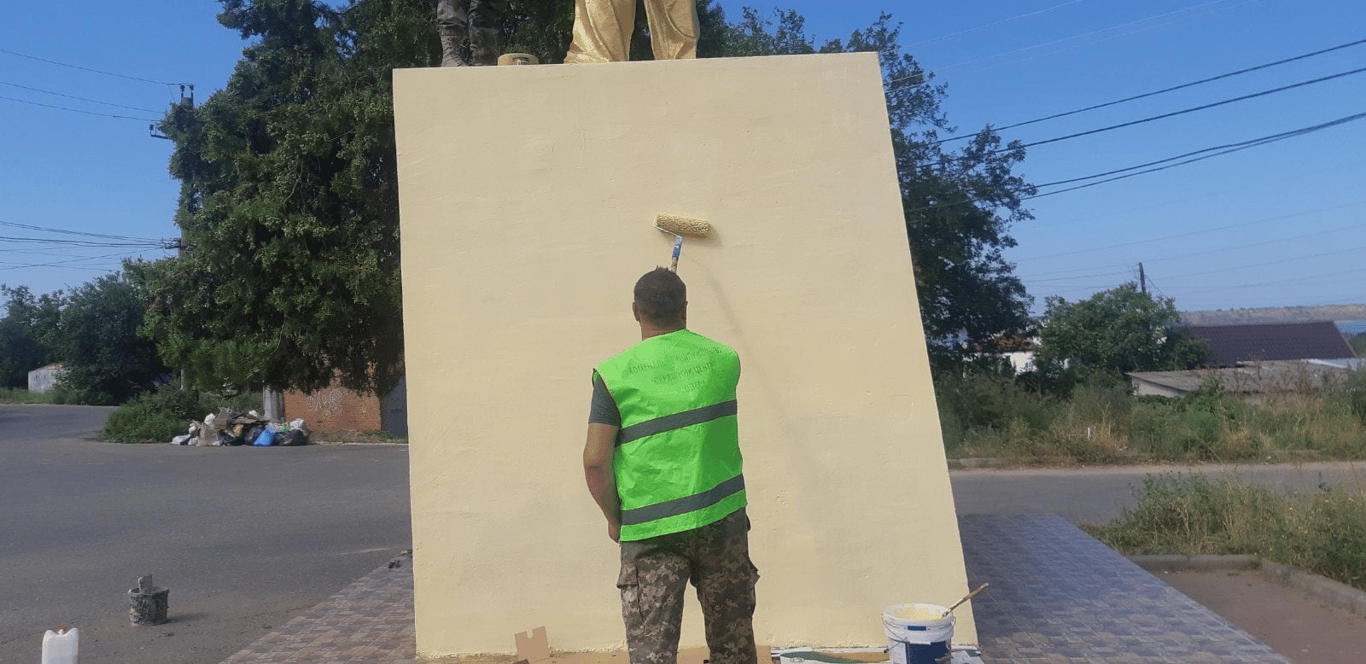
left=882, top=603, right=953, bottom=664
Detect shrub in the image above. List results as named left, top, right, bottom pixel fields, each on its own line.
left=103, top=384, right=258, bottom=443
left=934, top=371, right=1058, bottom=437
left=104, top=395, right=190, bottom=443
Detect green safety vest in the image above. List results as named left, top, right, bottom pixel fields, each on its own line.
left=594, top=329, right=745, bottom=541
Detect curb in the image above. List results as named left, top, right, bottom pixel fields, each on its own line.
left=947, top=458, right=1008, bottom=469
left=1129, top=554, right=1366, bottom=618
left=1128, top=554, right=1258, bottom=573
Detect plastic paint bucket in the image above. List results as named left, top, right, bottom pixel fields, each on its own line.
left=883, top=603, right=954, bottom=664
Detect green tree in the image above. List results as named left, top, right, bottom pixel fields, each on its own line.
left=0, top=286, right=64, bottom=388
left=139, top=0, right=1032, bottom=394
left=1035, top=282, right=1210, bottom=385
left=49, top=274, right=169, bottom=404
left=712, top=9, right=1035, bottom=366
left=134, top=0, right=603, bottom=396
left=1349, top=332, right=1366, bottom=358
left=134, top=0, right=435, bottom=395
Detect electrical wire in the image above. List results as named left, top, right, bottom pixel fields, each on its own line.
left=1026, top=269, right=1133, bottom=283
left=0, top=236, right=163, bottom=249
left=0, top=94, right=160, bottom=122
left=1161, top=242, right=1366, bottom=281
left=1169, top=265, right=1366, bottom=296
left=1020, top=218, right=1366, bottom=278
left=0, top=250, right=150, bottom=272
left=951, top=16, right=1198, bottom=79
left=907, top=108, right=1366, bottom=222
left=931, top=36, right=1366, bottom=145
left=1029, top=110, right=1366, bottom=196
left=997, top=66, right=1366, bottom=154
left=0, top=79, right=163, bottom=114
left=906, top=0, right=1092, bottom=50
left=0, top=220, right=162, bottom=244
left=1013, top=199, right=1366, bottom=262
left=889, top=0, right=1235, bottom=85
left=0, top=47, right=180, bottom=87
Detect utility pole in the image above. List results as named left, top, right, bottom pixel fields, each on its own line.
left=1138, top=262, right=1147, bottom=295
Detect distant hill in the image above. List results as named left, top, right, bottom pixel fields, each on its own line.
left=1181, top=305, right=1366, bottom=326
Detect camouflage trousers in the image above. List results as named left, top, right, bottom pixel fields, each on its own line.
left=435, top=0, right=505, bottom=66
left=617, top=509, right=759, bottom=664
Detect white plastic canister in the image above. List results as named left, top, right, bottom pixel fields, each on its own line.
left=42, top=626, right=79, bottom=664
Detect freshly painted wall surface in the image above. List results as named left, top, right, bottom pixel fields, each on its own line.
left=393, top=52, right=973, bottom=657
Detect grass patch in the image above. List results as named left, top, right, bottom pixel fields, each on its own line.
left=0, top=388, right=57, bottom=404
left=936, top=369, right=1366, bottom=465
left=311, top=429, right=408, bottom=444
left=1088, top=472, right=1366, bottom=592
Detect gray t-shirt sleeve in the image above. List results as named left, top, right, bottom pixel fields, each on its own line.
left=588, top=370, right=621, bottom=427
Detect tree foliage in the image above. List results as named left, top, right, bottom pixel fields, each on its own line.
left=1035, top=282, right=1210, bottom=383
left=134, top=0, right=605, bottom=395
left=48, top=275, right=169, bottom=404
left=138, top=0, right=1034, bottom=394
left=134, top=0, right=435, bottom=395
left=1349, top=332, right=1366, bottom=358
left=0, top=286, right=63, bottom=388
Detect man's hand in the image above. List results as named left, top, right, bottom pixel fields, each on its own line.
left=608, top=521, right=621, bottom=543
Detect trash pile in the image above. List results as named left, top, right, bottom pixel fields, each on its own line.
left=170, top=407, right=311, bottom=447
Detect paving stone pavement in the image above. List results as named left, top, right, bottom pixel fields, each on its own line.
left=961, top=514, right=1291, bottom=663
left=218, top=557, right=422, bottom=664
left=219, top=515, right=1291, bottom=663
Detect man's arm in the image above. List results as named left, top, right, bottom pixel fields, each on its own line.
left=583, top=422, right=621, bottom=542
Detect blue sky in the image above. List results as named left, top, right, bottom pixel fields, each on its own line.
left=2, top=0, right=1363, bottom=316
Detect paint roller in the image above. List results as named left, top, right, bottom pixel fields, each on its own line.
left=654, top=214, right=712, bottom=272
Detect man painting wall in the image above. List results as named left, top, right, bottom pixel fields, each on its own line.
left=584, top=268, right=760, bottom=664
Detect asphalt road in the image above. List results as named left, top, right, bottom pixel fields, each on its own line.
left=950, top=460, right=1366, bottom=525
left=0, top=404, right=412, bottom=664
left=4, top=405, right=1364, bottom=663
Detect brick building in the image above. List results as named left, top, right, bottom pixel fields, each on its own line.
left=284, top=376, right=407, bottom=436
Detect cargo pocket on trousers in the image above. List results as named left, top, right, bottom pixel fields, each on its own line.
left=617, top=561, right=642, bottom=624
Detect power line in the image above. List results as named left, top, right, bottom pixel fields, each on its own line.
left=906, top=0, right=1091, bottom=50
left=0, top=79, right=163, bottom=114
left=0, top=250, right=148, bottom=273
left=0, top=94, right=159, bottom=122
left=1029, top=110, right=1366, bottom=195
left=905, top=110, right=1366, bottom=222
left=1012, top=156, right=1348, bottom=234
left=951, top=16, right=1199, bottom=80
left=1161, top=242, right=1366, bottom=281
left=0, top=47, right=180, bottom=87
left=1027, top=269, right=1133, bottom=284
left=1021, top=218, right=1366, bottom=279
left=1169, top=265, right=1366, bottom=297
left=0, top=219, right=162, bottom=244
left=891, top=0, right=1235, bottom=86
left=1000, top=65, right=1366, bottom=154
left=0, top=236, right=162, bottom=249
left=1014, top=199, right=1366, bottom=262
left=931, top=36, right=1366, bottom=145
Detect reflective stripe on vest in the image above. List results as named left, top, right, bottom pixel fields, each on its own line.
left=595, top=329, right=745, bottom=541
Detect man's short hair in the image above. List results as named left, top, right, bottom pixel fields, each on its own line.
left=634, top=268, right=686, bottom=323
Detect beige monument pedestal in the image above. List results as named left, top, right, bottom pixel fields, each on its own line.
left=393, top=52, right=975, bottom=658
